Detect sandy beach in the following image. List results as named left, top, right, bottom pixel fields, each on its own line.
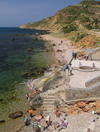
left=40, top=34, right=78, bottom=65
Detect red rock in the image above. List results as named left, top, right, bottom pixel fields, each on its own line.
left=96, top=99, right=100, bottom=109
left=89, top=102, right=96, bottom=108
left=82, top=105, right=89, bottom=112
left=9, top=111, right=23, bottom=119
left=77, top=102, right=86, bottom=108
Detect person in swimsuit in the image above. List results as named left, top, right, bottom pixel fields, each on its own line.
left=55, top=106, right=61, bottom=117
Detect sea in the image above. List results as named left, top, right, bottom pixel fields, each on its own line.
left=0, top=27, right=54, bottom=132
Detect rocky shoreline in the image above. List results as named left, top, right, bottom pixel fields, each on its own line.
left=10, top=32, right=100, bottom=132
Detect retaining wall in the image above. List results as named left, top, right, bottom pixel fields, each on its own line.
left=66, top=84, right=100, bottom=101
left=85, top=76, right=100, bottom=87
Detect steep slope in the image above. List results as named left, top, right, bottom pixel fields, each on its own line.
left=20, top=1, right=100, bottom=48
left=21, top=1, right=100, bottom=31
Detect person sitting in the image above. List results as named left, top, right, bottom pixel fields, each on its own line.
left=27, top=109, right=34, bottom=117
left=89, top=53, right=92, bottom=61
left=34, top=114, right=43, bottom=122
left=56, top=119, right=67, bottom=131
left=26, top=93, right=30, bottom=100
left=43, top=116, right=51, bottom=130
left=55, top=106, right=61, bottom=117
left=87, top=128, right=93, bottom=132
left=86, top=54, right=89, bottom=60
left=79, top=62, right=83, bottom=69
left=45, top=116, right=51, bottom=126
left=33, top=118, right=41, bottom=132
left=92, top=63, right=95, bottom=69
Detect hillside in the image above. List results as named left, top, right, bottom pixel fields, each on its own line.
left=20, top=1, right=100, bottom=48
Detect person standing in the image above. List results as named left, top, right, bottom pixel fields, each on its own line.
left=72, top=51, right=75, bottom=59
left=33, top=118, right=41, bottom=132
left=69, top=64, right=73, bottom=76
left=64, top=64, right=69, bottom=75
left=74, top=52, right=77, bottom=60
left=92, top=63, right=95, bottom=69
left=24, top=115, right=28, bottom=126
left=89, top=53, right=92, bottom=61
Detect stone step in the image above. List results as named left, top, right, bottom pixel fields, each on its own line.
left=44, top=106, right=54, bottom=110
left=43, top=105, right=54, bottom=108
left=43, top=96, right=55, bottom=99
left=43, top=102, right=54, bottom=106
left=43, top=112, right=53, bottom=116
left=43, top=100, right=55, bottom=103
left=43, top=98, right=55, bottom=100
left=89, top=82, right=100, bottom=88
left=44, top=110, right=54, bottom=112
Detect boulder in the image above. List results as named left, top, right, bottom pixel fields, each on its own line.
left=96, top=99, right=100, bottom=109
left=31, top=40, right=35, bottom=43
left=0, top=120, right=5, bottom=124
left=7, top=96, right=16, bottom=102
left=0, top=99, right=4, bottom=102
left=27, top=46, right=33, bottom=51
left=89, top=102, right=96, bottom=108
left=11, top=39, right=15, bottom=41
left=9, top=111, right=23, bottom=119
left=82, top=105, right=89, bottom=112
left=57, top=49, right=62, bottom=52
left=29, top=95, right=43, bottom=109
left=35, top=33, right=39, bottom=36
left=23, top=72, right=35, bottom=78
left=52, top=44, right=56, bottom=46
left=77, top=101, right=86, bottom=108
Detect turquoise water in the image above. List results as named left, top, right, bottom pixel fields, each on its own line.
left=0, top=27, right=54, bottom=132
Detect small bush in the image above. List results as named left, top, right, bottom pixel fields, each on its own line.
left=62, top=24, right=77, bottom=33
left=75, top=33, right=88, bottom=42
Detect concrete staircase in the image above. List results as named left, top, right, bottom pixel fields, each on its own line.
left=43, top=94, right=55, bottom=117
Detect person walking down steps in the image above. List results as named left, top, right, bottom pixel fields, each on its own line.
left=64, top=64, right=69, bottom=75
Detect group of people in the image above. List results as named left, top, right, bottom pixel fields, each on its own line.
left=24, top=106, right=96, bottom=132
left=26, top=77, right=40, bottom=101
left=24, top=106, right=68, bottom=132
left=82, top=53, right=92, bottom=61
left=79, top=62, right=96, bottom=69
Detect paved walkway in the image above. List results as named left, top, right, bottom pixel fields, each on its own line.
left=69, top=60, right=100, bottom=88
left=72, top=59, right=100, bottom=69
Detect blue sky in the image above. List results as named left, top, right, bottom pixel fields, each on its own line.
left=0, top=0, right=83, bottom=27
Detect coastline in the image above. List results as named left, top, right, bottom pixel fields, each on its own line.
left=14, top=32, right=79, bottom=132
left=40, top=33, right=78, bottom=66
left=15, top=32, right=100, bottom=132
left=0, top=29, right=55, bottom=132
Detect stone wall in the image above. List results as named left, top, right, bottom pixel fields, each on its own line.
left=66, top=83, right=100, bottom=101
left=85, top=76, right=100, bottom=88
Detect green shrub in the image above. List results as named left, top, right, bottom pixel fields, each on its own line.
left=75, top=33, right=88, bottom=42
left=62, top=24, right=77, bottom=33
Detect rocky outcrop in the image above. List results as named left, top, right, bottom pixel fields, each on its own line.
left=9, top=111, right=23, bottom=119
left=0, top=120, right=5, bottom=124
left=27, top=46, right=33, bottom=51
left=60, top=99, right=100, bottom=115
left=77, top=101, right=86, bottom=108
left=29, top=95, right=43, bottom=109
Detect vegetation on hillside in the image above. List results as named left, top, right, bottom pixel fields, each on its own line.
left=22, top=0, right=100, bottom=48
